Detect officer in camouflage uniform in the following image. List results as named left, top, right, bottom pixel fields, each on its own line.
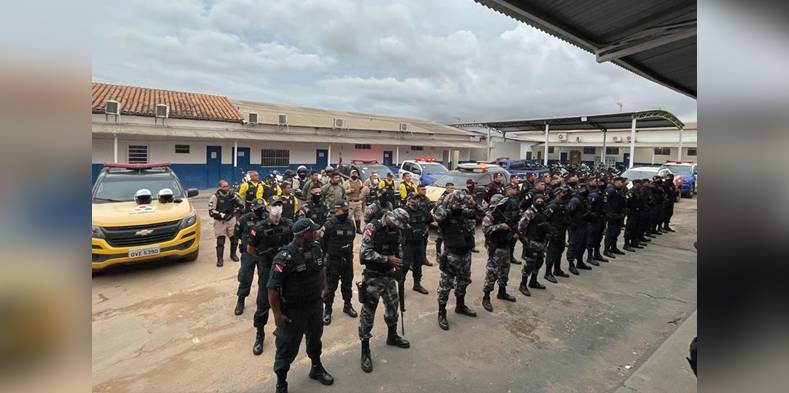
left=358, top=208, right=411, bottom=373
left=434, top=190, right=482, bottom=330
left=517, top=193, right=551, bottom=296
left=299, top=184, right=329, bottom=227
left=267, top=218, right=333, bottom=393
left=233, top=198, right=266, bottom=316
left=320, top=200, right=358, bottom=326
left=434, top=182, right=455, bottom=259
left=364, top=186, right=394, bottom=225
left=504, top=184, right=524, bottom=265
left=246, top=196, right=294, bottom=356
left=481, top=194, right=517, bottom=312
left=401, top=185, right=433, bottom=295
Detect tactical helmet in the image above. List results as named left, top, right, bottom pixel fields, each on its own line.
left=250, top=198, right=266, bottom=212
left=488, top=194, right=508, bottom=209
left=386, top=208, right=411, bottom=230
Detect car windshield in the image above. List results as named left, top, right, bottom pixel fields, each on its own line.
left=419, top=163, right=448, bottom=175
left=359, top=165, right=394, bottom=180
left=432, top=172, right=486, bottom=187
left=621, top=169, right=658, bottom=180
left=93, top=175, right=183, bottom=203
left=663, top=164, right=693, bottom=174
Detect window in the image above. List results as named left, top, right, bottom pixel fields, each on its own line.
left=410, top=146, right=423, bottom=151
left=687, top=148, right=697, bottom=156
left=526, top=151, right=532, bottom=160
left=175, top=144, right=190, bottom=154
left=605, top=147, right=619, bottom=155
left=654, top=147, right=671, bottom=155
left=548, top=146, right=555, bottom=154
left=128, top=145, right=148, bottom=164
left=261, top=149, right=289, bottom=167
left=537, top=151, right=542, bottom=160
left=583, top=147, right=596, bottom=155
left=355, top=144, right=371, bottom=150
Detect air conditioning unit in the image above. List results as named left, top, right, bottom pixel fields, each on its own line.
left=248, top=112, right=258, bottom=124
left=155, top=104, right=169, bottom=118
left=400, top=122, right=409, bottom=132
left=612, top=136, right=622, bottom=142
left=334, top=118, right=345, bottom=128
left=278, top=114, right=288, bottom=126
left=626, top=135, right=632, bottom=142
left=557, top=133, right=567, bottom=141
left=105, top=100, right=121, bottom=115
left=575, top=136, right=582, bottom=142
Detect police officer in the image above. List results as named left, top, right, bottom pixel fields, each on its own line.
left=603, top=177, right=627, bottom=258
left=358, top=208, right=411, bottom=373
left=517, top=193, right=550, bottom=296
left=299, top=185, right=329, bottom=227
left=267, top=218, right=334, bottom=393
left=321, top=201, right=358, bottom=325
left=650, top=177, right=666, bottom=235
left=364, top=186, right=394, bottom=225
left=662, top=174, right=677, bottom=232
left=566, top=183, right=593, bottom=274
left=544, top=186, right=571, bottom=283
left=263, top=173, right=282, bottom=201
left=638, top=179, right=656, bottom=243
left=503, top=184, right=523, bottom=265
left=585, top=177, right=608, bottom=264
left=401, top=185, right=432, bottom=295
left=302, top=170, right=322, bottom=199
left=321, top=172, right=345, bottom=210
left=278, top=181, right=299, bottom=220
left=434, top=190, right=481, bottom=330
left=208, top=179, right=244, bottom=267
left=484, top=172, right=506, bottom=203
left=292, top=165, right=309, bottom=197
left=623, top=180, right=643, bottom=251
left=399, top=172, right=417, bottom=206
left=345, top=169, right=365, bottom=233
left=434, top=182, right=455, bottom=259
left=246, top=196, right=294, bottom=356
left=234, top=198, right=266, bottom=316
left=378, top=172, right=397, bottom=207
left=238, top=170, right=264, bottom=209
left=481, top=194, right=517, bottom=312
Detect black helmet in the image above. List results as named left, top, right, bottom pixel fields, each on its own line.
left=250, top=198, right=266, bottom=214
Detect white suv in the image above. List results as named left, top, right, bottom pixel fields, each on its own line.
left=397, top=159, right=448, bottom=186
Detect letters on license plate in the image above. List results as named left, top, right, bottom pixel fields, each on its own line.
left=129, top=246, right=160, bottom=258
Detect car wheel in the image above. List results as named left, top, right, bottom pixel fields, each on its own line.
left=182, top=249, right=199, bottom=262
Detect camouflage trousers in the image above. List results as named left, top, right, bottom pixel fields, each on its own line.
left=437, top=251, right=472, bottom=307
left=358, top=272, right=399, bottom=340
left=521, top=239, right=546, bottom=278
left=483, top=244, right=511, bottom=292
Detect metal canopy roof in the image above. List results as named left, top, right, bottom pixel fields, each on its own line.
left=474, top=0, right=697, bottom=98
left=456, top=110, right=684, bottom=134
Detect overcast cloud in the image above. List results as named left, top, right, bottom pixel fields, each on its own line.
left=93, top=0, right=697, bottom=123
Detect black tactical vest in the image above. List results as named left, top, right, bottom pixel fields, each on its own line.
left=325, top=218, right=356, bottom=255
left=405, top=205, right=428, bottom=239
left=256, top=219, right=292, bottom=251
left=280, top=242, right=323, bottom=307
left=306, top=201, right=328, bottom=226
left=281, top=195, right=296, bottom=219
left=487, top=211, right=510, bottom=247
left=244, top=181, right=261, bottom=203
left=362, top=221, right=399, bottom=272
left=525, top=207, right=549, bottom=242
left=440, top=213, right=474, bottom=252
left=215, top=191, right=236, bottom=214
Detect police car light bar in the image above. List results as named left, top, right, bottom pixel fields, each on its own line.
left=414, top=157, right=435, bottom=162
left=103, top=162, right=171, bottom=169
left=351, top=159, right=378, bottom=164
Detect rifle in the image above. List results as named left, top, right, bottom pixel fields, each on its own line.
left=397, top=267, right=406, bottom=336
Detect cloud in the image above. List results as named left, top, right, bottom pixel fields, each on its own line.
left=93, top=0, right=696, bottom=123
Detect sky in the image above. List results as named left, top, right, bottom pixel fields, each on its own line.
left=92, top=0, right=697, bottom=124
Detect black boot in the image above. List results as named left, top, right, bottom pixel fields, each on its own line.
left=587, top=251, right=600, bottom=266
left=544, top=272, right=558, bottom=283
left=497, top=286, right=516, bottom=302
left=519, top=279, right=531, bottom=297
left=568, top=259, right=580, bottom=275
left=640, top=236, right=651, bottom=243
left=323, top=306, right=332, bottom=326
left=229, top=237, right=239, bottom=262
left=455, top=295, right=477, bottom=317
left=215, top=236, right=225, bottom=267
left=343, top=302, right=358, bottom=318
left=386, top=325, right=410, bottom=348
left=360, top=340, right=373, bottom=373
left=309, top=362, right=334, bottom=385
left=412, top=279, right=429, bottom=294
left=612, top=246, right=626, bottom=255
left=594, top=246, right=610, bottom=262
left=482, top=291, right=493, bottom=312
left=252, top=327, right=264, bottom=356
left=623, top=242, right=636, bottom=252
left=529, top=273, right=546, bottom=289
left=663, top=225, right=675, bottom=232
left=234, top=296, right=245, bottom=316
left=276, top=371, right=288, bottom=393
left=603, top=245, right=616, bottom=259
left=632, top=240, right=644, bottom=248
left=577, top=258, right=592, bottom=270
left=438, top=304, right=449, bottom=331
left=554, top=264, right=570, bottom=278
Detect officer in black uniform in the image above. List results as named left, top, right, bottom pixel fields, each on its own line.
left=299, top=185, right=329, bottom=227
left=263, top=173, right=281, bottom=201
left=517, top=193, right=551, bottom=296
left=623, top=180, right=643, bottom=251
left=234, top=198, right=266, bottom=316
left=267, top=218, right=334, bottom=393
left=483, top=172, right=506, bottom=203
left=638, top=179, right=656, bottom=243
left=603, top=177, right=627, bottom=258
left=321, top=200, right=358, bottom=325
left=566, top=183, right=593, bottom=274
left=401, top=186, right=433, bottom=295
left=650, top=177, right=666, bottom=235
left=585, top=177, right=608, bottom=265
left=544, top=186, right=570, bottom=283
left=247, top=196, right=294, bottom=356
left=662, top=174, right=677, bottom=231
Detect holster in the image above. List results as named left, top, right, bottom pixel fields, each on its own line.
left=438, top=253, right=448, bottom=272
left=356, top=280, right=367, bottom=304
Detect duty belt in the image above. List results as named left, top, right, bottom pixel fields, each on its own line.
left=362, top=268, right=397, bottom=278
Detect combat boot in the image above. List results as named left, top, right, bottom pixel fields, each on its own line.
left=386, top=325, right=410, bottom=348
left=455, top=295, right=477, bottom=317
left=252, top=327, right=264, bottom=356
left=554, top=264, right=570, bottom=278
left=529, top=273, right=546, bottom=289
left=587, top=251, right=600, bottom=266
left=343, top=302, right=358, bottom=318
left=577, top=258, right=592, bottom=270
left=275, top=371, right=288, bottom=393
left=663, top=225, right=675, bottom=232
left=594, top=246, right=610, bottom=262
left=309, top=362, right=334, bottom=386
left=603, top=246, right=616, bottom=259
left=229, top=237, right=239, bottom=262
left=437, top=304, right=449, bottom=331
left=497, top=286, right=516, bottom=302
left=519, top=279, right=531, bottom=297
left=412, top=280, right=429, bottom=295
left=482, top=291, right=493, bottom=312
left=360, top=340, right=373, bottom=373
left=568, top=259, right=580, bottom=275
left=612, top=246, right=626, bottom=255
left=322, top=307, right=332, bottom=326
left=234, top=296, right=245, bottom=316
left=544, top=272, right=558, bottom=284
left=623, top=244, right=635, bottom=252
left=215, top=242, right=224, bottom=267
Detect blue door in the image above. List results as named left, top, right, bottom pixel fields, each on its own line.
left=560, top=152, right=568, bottom=163
left=316, top=149, right=328, bottom=170
left=383, top=151, right=393, bottom=166
left=234, top=147, right=250, bottom=182
left=206, top=146, right=222, bottom=188
left=623, top=153, right=631, bottom=168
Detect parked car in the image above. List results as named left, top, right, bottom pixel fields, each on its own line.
left=91, top=163, right=200, bottom=271
left=337, top=160, right=397, bottom=184
left=425, top=163, right=511, bottom=206
left=661, top=160, right=698, bottom=198
left=397, top=158, right=449, bottom=186
left=620, top=166, right=674, bottom=190
left=490, top=157, right=549, bottom=180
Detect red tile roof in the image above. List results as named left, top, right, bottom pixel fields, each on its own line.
left=91, top=82, right=243, bottom=123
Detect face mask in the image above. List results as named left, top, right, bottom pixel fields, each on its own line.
left=312, top=194, right=321, bottom=203
left=534, top=201, right=545, bottom=209
left=371, top=176, right=378, bottom=182
left=253, top=208, right=265, bottom=217
left=580, top=189, right=589, bottom=197
left=337, top=213, right=348, bottom=222
left=351, top=175, right=358, bottom=180
left=270, top=206, right=283, bottom=216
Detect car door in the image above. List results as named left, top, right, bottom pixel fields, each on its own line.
left=410, top=162, right=422, bottom=184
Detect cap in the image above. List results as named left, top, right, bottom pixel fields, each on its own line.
left=489, top=194, right=508, bottom=209
left=386, top=208, right=411, bottom=230
left=386, top=172, right=394, bottom=177
left=335, top=200, right=350, bottom=211
left=267, top=195, right=283, bottom=206
left=292, top=218, right=321, bottom=235
left=250, top=198, right=266, bottom=210
left=505, top=183, right=519, bottom=191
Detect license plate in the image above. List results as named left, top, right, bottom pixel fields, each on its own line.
left=129, top=246, right=160, bottom=258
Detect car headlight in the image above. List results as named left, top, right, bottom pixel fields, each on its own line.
left=92, top=225, right=105, bottom=239
left=180, top=211, right=197, bottom=228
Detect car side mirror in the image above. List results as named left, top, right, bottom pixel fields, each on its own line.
left=187, top=188, right=199, bottom=198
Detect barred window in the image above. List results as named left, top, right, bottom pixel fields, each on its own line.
left=410, top=146, right=423, bottom=151
left=687, top=148, right=697, bottom=156
left=175, top=144, right=190, bottom=154
left=355, top=144, right=371, bottom=150
left=128, top=145, right=148, bottom=164
left=605, top=147, right=619, bottom=155
left=261, top=149, right=289, bottom=167
left=654, top=147, right=671, bottom=155
left=583, top=147, right=596, bottom=155
left=526, top=151, right=532, bottom=160
left=548, top=146, right=555, bottom=154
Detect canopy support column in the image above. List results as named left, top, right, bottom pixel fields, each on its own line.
left=543, top=123, right=549, bottom=166
left=601, top=130, right=608, bottom=165
left=113, top=134, right=118, bottom=163
left=678, top=128, right=684, bottom=160
left=629, top=118, right=637, bottom=168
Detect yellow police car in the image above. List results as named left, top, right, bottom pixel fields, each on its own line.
left=91, top=163, right=201, bottom=271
